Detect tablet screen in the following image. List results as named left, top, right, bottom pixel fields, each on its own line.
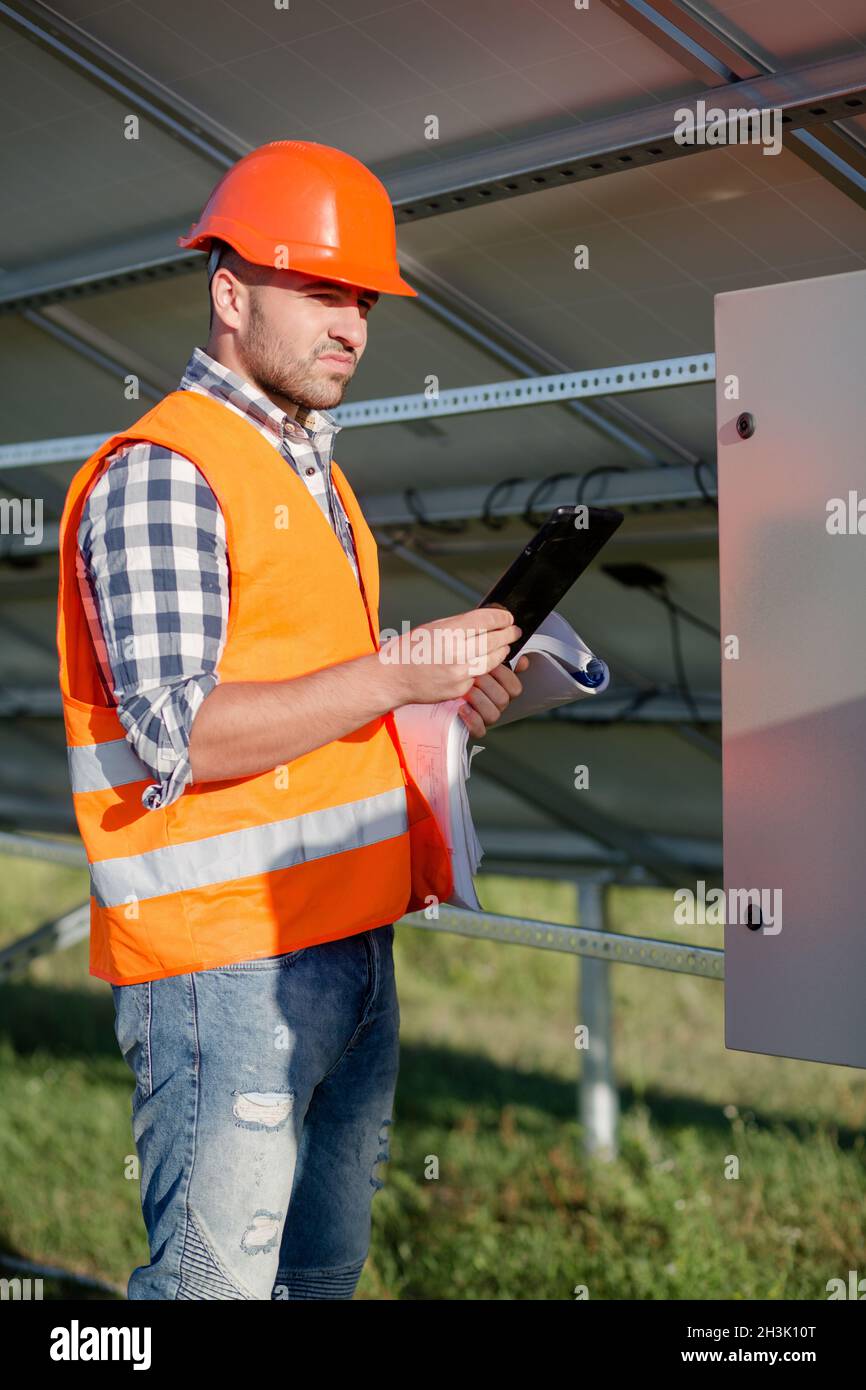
left=480, top=505, right=623, bottom=660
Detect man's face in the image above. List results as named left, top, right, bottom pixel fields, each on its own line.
left=232, top=269, right=378, bottom=411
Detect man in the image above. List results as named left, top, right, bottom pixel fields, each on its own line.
left=57, top=140, right=528, bottom=1300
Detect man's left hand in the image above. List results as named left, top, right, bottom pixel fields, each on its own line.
left=457, top=655, right=531, bottom=738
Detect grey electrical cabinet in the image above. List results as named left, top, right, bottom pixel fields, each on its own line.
left=717, top=268, right=866, bottom=1069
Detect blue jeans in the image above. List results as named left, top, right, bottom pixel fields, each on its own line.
left=111, top=922, right=400, bottom=1300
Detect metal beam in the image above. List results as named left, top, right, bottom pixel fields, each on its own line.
left=598, top=0, right=761, bottom=84
left=0, top=227, right=203, bottom=314
left=788, top=127, right=866, bottom=209
left=0, top=0, right=693, bottom=468
left=541, top=689, right=719, bottom=723
left=0, top=355, right=716, bottom=469
left=0, top=0, right=243, bottom=167
left=0, top=831, right=85, bottom=866
left=0, top=454, right=718, bottom=559
left=479, top=826, right=721, bottom=874
left=385, top=52, right=866, bottom=219
left=399, top=253, right=697, bottom=467
left=0, top=53, right=863, bottom=313
left=601, top=0, right=866, bottom=209
left=364, top=461, right=715, bottom=525
left=334, top=354, right=715, bottom=427
left=0, top=436, right=108, bottom=468
left=0, top=901, right=90, bottom=978
left=403, top=903, right=724, bottom=979
left=22, top=306, right=173, bottom=399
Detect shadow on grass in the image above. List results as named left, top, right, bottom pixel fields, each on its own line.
left=395, top=1041, right=865, bottom=1152
left=0, top=980, right=858, bottom=1152
left=0, top=979, right=118, bottom=1063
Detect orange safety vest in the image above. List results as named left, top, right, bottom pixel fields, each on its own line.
left=56, top=390, right=454, bottom=985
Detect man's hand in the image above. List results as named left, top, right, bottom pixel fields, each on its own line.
left=381, top=607, right=523, bottom=706
left=457, top=654, right=531, bottom=738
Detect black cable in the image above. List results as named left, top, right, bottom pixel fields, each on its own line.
left=480, top=476, right=526, bottom=529
left=522, top=472, right=577, bottom=528
left=664, top=597, right=719, bottom=640
left=575, top=465, right=628, bottom=506
left=609, top=685, right=661, bottom=721
left=660, top=590, right=703, bottom=726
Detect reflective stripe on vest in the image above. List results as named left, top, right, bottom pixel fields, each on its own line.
left=89, top=785, right=408, bottom=908
left=67, top=738, right=151, bottom=793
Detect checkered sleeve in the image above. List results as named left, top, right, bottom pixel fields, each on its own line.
left=77, top=441, right=229, bottom=811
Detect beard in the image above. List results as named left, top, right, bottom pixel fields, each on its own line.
left=238, top=293, right=355, bottom=411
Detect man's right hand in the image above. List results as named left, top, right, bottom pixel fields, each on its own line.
left=380, top=607, right=522, bottom=705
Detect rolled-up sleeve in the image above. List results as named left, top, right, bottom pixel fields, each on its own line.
left=77, top=441, right=229, bottom=810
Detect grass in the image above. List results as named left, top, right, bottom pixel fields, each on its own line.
left=0, top=856, right=864, bottom=1300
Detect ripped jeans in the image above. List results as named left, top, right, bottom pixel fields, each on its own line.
left=111, top=921, right=400, bottom=1300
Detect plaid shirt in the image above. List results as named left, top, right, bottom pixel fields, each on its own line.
left=76, top=346, right=359, bottom=811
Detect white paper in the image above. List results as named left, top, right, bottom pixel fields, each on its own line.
left=392, top=612, right=610, bottom=911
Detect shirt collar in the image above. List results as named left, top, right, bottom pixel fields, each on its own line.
left=179, top=346, right=343, bottom=448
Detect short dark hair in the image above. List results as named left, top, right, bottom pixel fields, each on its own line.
left=207, top=242, right=274, bottom=330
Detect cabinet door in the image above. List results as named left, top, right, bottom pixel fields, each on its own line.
left=717, top=268, right=866, bottom=1068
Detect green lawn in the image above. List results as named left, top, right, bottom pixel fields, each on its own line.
left=1, top=855, right=864, bottom=1300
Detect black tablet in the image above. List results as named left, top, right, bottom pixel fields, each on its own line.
left=479, top=504, right=624, bottom=663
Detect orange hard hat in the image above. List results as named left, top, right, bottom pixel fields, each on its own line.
left=178, top=140, right=417, bottom=298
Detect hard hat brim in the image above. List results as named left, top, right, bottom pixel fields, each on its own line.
left=178, top=224, right=418, bottom=298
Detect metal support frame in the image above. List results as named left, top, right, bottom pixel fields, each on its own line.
left=0, top=49, right=862, bottom=311
left=404, top=903, right=723, bottom=978
left=378, top=52, right=866, bottom=219
left=0, top=350, right=716, bottom=469
left=577, top=880, right=619, bottom=1159
left=0, top=832, right=85, bottom=865
left=417, top=884, right=724, bottom=1162
left=367, top=459, right=716, bottom=523
left=0, top=834, right=723, bottom=979
left=333, top=354, right=715, bottom=428
left=600, top=0, right=866, bottom=209
left=0, top=0, right=705, bottom=468
left=21, top=308, right=169, bottom=401
left=479, top=828, right=721, bottom=875
left=399, top=253, right=699, bottom=468
left=0, top=0, right=242, bottom=167
left=0, top=901, right=89, bottom=979
left=0, top=826, right=722, bottom=1161
left=599, top=0, right=759, bottom=84
left=0, top=0, right=724, bottom=953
